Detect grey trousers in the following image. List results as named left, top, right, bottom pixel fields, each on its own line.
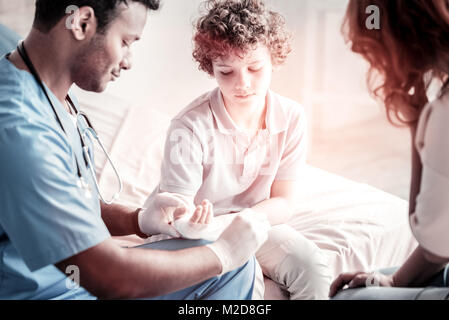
left=332, top=265, right=449, bottom=300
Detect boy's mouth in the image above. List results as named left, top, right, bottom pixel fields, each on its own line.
left=235, top=93, right=255, bottom=99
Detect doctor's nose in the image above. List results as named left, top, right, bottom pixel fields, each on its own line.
left=120, top=53, right=133, bottom=71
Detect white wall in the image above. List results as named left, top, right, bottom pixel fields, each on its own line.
left=101, top=0, right=380, bottom=138
left=103, top=0, right=216, bottom=115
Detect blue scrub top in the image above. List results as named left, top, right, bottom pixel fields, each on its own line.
left=0, top=55, right=111, bottom=299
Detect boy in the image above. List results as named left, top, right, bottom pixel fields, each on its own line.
left=151, top=0, right=332, bottom=299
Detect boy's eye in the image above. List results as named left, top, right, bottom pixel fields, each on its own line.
left=123, top=41, right=130, bottom=47
left=220, top=71, right=233, bottom=76
left=249, top=67, right=262, bottom=72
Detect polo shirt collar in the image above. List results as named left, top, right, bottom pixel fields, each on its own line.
left=209, top=87, right=288, bottom=135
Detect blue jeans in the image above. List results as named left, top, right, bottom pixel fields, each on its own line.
left=135, top=239, right=256, bottom=300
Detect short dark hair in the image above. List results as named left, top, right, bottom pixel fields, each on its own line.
left=33, top=0, right=160, bottom=34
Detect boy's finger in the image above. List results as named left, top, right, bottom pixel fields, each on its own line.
left=205, top=202, right=213, bottom=224
left=199, top=200, right=210, bottom=224
left=191, top=205, right=202, bottom=223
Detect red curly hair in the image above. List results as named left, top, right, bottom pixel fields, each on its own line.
left=192, top=0, right=292, bottom=76
left=343, top=0, right=449, bottom=126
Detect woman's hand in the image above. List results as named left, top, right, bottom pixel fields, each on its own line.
left=329, top=271, right=395, bottom=298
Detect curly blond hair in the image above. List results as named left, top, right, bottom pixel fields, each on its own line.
left=193, top=0, right=292, bottom=75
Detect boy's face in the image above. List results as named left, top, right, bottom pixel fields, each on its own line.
left=72, top=2, right=148, bottom=92
left=212, top=44, right=273, bottom=109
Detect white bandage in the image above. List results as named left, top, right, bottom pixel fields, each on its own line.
left=206, top=209, right=270, bottom=275
left=173, top=213, right=237, bottom=241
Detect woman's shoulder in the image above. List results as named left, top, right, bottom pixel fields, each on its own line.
left=418, top=91, right=449, bottom=140
left=415, top=90, right=449, bottom=172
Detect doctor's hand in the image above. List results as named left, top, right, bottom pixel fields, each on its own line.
left=138, top=192, right=192, bottom=237
left=329, top=271, right=395, bottom=297
left=206, top=209, right=270, bottom=275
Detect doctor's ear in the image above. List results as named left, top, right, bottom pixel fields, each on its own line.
left=66, top=6, right=97, bottom=41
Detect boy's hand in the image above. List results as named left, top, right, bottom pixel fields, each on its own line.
left=173, top=199, right=215, bottom=240
left=189, top=199, right=213, bottom=225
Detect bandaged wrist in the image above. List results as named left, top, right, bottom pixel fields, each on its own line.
left=174, top=213, right=237, bottom=241
left=205, top=241, right=232, bottom=276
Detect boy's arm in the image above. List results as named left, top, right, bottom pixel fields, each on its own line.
left=251, top=180, right=298, bottom=225
left=255, top=106, right=306, bottom=226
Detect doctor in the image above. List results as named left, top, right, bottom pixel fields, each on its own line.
left=0, top=0, right=268, bottom=299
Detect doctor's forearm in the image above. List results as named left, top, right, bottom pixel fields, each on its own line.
left=100, top=202, right=145, bottom=237
left=251, top=197, right=294, bottom=226
left=109, top=245, right=222, bottom=299
left=56, top=238, right=221, bottom=299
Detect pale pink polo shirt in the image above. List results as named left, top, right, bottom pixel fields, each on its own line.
left=158, top=87, right=307, bottom=215
left=410, top=88, right=449, bottom=257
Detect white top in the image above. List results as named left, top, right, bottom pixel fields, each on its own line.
left=410, top=88, right=449, bottom=257
left=156, top=87, right=308, bottom=215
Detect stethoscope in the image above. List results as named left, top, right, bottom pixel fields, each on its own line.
left=15, top=41, right=122, bottom=204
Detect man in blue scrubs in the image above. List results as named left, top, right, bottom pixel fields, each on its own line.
left=0, top=0, right=268, bottom=299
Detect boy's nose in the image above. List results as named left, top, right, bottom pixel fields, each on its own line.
left=235, top=71, right=251, bottom=89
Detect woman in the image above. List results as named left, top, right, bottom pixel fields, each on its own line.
left=330, top=0, right=449, bottom=298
